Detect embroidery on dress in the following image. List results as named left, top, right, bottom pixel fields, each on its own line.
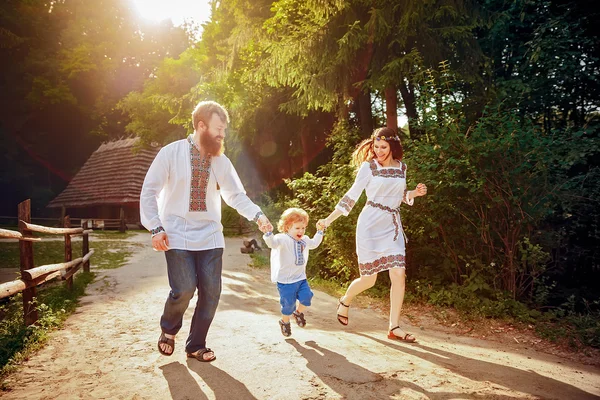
left=366, top=201, right=401, bottom=241
left=359, top=254, right=406, bottom=276
left=369, top=160, right=405, bottom=178
left=188, top=136, right=212, bottom=212
left=337, top=195, right=356, bottom=213
left=402, top=188, right=409, bottom=204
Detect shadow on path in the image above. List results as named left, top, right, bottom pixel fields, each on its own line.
left=353, top=332, right=599, bottom=400
left=287, top=339, right=521, bottom=400
left=187, top=359, right=257, bottom=400
left=160, top=361, right=257, bottom=400
left=160, top=362, right=208, bottom=400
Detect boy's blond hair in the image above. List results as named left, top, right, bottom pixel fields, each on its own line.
left=277, top=208, right=309, bottom=233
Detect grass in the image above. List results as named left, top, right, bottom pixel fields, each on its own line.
left=0, top=239, right=141, bottom=271
left=88, top=240, right=143, bottom=270
left=249, top=252, right=269, bottom=269
left=0, top=241, right=83, bottom=269
left=89, top=230, right=139, bottom=240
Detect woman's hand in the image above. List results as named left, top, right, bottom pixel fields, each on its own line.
left=414, top=183, right=427, bottom=197
left=317, top=219, right=328, bottom=230
left=316, top=220, right=326, bottom=231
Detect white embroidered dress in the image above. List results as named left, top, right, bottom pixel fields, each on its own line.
left=335, top=159, right=414, bottom=276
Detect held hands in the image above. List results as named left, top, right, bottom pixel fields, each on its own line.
left=316, top=220, right=326, bottom=231
left=414, top=183, right=428, bottom=197
left=152, top=232, right=170, bottom=251
left=316, top=219, right=328, bottom=231
left=257, top=215, right=273, bottom=233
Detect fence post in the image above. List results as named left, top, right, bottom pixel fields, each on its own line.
left=119, top=207, right=126, bottom=233
left=64, top=215, right=73, bottom=290
left=82, top=228, right=90, bottom=273
left=18, top=199, right=38, bottom=325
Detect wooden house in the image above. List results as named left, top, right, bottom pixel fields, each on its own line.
left=48, top=138, right=160, bottom=229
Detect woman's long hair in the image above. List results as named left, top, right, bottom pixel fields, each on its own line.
left=350, top=127, right=404, bottom=168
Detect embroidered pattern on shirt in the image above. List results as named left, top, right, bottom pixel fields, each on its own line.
left=287, top=235, right=306, bottom=265
left=188, top=136, right=212, bottom=212
left=151, top=226, right=165, bottom=237
left=337, top=195, right=356, bottom=213
left=369, top=159, right=406, bottom=178
left=253, top=211, right=264, bottom=222
left=359, top=254, right=406, bottom=276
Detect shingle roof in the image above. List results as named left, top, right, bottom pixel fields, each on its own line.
left=48, top=137, right=160, bottom=208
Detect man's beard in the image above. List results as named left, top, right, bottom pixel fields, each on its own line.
left=199, top=130, right=224, bottom=156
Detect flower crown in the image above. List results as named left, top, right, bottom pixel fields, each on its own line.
left=372, top=133, right=400, bottom=142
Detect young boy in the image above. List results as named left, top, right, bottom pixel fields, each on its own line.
left=263, top=208, right=325, bottom=337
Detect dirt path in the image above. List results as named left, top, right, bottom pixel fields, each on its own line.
left=1, top=233, right=599, bottom=399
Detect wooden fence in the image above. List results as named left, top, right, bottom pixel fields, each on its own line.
left=0, top=216, right=127, bottom=232
left=0, top=199, right=94, bottom=325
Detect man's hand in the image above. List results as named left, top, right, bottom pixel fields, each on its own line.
left=257, top=215, right=273, bottom=233
left=152, top=232, right=170, bottom=251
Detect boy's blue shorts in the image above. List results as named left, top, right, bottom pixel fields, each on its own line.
left=277, top=279, right=314, bottom=316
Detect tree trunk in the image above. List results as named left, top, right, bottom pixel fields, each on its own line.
left=385, top=86, right=398, bottom=132
left=356, top=90, right=374, bottom=137
left=398, top=78, right=419, bottom=137
left=299, top=121, right=310, bottom=174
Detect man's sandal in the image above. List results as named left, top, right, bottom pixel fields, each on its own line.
left=337, top=298, right=350, bottom=326
left=157, top=332, right=175, bottom=356
left=388, top=326, right=416, bottom=342
left=292, top=311, right=306, bottom=327
left=279, top=319, right=292, bottom=337
left=187, top=348, right=216, bottom=362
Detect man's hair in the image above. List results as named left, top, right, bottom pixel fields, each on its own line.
left=192, top=101, right=230, bottom=131
left=277, top=208, right=309, bottom=233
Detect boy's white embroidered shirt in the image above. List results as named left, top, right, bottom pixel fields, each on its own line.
left=140, top=137, right=262, bottom=251
left=263, top=232, right=323, bottom=283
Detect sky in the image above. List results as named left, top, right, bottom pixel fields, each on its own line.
left=130, top=0, right=212, bottom=27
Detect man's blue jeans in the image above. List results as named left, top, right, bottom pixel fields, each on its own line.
left=161, top=248, right=223, bottom=354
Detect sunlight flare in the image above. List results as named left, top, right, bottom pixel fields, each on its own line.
left=130, top=0, right=211, bottom=25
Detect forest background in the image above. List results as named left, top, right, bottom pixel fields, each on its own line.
left=1, top=0, right=598, bottom=348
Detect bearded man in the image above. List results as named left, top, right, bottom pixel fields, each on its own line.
left=140, top=101, right=272, bottom=362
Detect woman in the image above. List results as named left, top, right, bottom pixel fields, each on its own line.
left=318, top=127, right=427, bottom=342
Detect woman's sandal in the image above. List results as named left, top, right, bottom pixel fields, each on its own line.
left=388, top=326, right=416, bottom=342
left=157, top=332, right=175, bottom=356
left=292, top=311, right=306, bottom=327
left=187, top=348, right=216, bottom=362
left=279, top=319, right=292, bottom=337
left=337, top=298, right=350, bottom=326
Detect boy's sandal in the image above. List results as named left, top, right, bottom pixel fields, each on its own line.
left=292, top=311, right=306, bottom=327
left=279, top=319, right=292, bottom=337
left=187, top=348, right=216, bottom=362
left=157, top=332, right=175, bottom=356
left=337, top=298, right=350, bottom=326
left=388, top=326, right=416, bottom=342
